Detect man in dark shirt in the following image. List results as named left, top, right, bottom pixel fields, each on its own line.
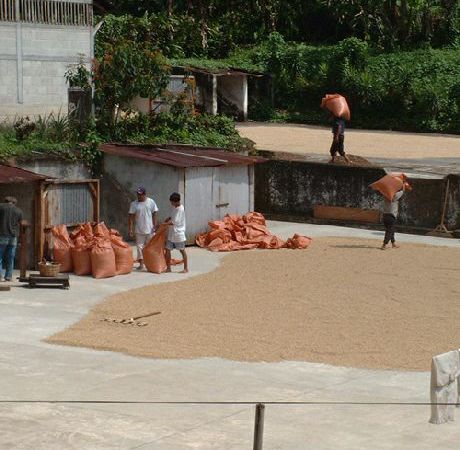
left=329, top=116, right=350, bottom=164
left=0, top=197, right=23, bottom=281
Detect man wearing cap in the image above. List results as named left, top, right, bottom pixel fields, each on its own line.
left=128, top=187, right=159, bottom=270
left=0, top=196, right=24, bottom=282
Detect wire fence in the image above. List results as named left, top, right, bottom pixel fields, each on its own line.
left=1, top=400, right=455, bottom=449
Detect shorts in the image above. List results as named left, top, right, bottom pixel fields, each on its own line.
left=135, top=233, right=153, bottom=260
left=165, top=240, right=186, bottom=251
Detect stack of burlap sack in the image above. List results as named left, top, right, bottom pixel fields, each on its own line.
left=50, top=222, right=134, bottom=279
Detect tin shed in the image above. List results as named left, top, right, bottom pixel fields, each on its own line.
left=0, top=164, right=48, bottom=268
left=0, top=164, right=100, bottom=267
left=100, top=144, right=263, bottom=243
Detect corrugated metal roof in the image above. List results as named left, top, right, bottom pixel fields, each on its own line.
left=0, top=164, right=49, bottom=184
left=100, top=143, right=264, bottom=168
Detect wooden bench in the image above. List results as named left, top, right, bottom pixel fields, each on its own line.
left=27, top=273, right=70, bottom=289
left=313, top=205, right=380, bottom=224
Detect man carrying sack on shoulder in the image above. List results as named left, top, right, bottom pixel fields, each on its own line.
left=381, top=182, right=411, bottom=250
left=128, top=187, right=159, bottom=271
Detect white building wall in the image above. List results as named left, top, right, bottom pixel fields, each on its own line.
left=0, top=19, right=92, bottom=120
left=103, top=154, right=182, bottom=224
left=103, top=154, right=254, bottom=243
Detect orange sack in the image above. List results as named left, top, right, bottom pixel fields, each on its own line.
left=91, top=238, right=116, bottom=279
left=51, top=224, right=74, bottom=272
left=321, top=94, right=351, bottom=121
left=71, top=236, right=92, bottom=276
left=70, top=222, right=93, bottom=241
left=196, top=212, right=311, bottom=252
left=110, top=233, right=134, bottom=275
left=93, top=222, right=110, bottom=238
left=370, top=174, right=405, bottom=201
left=143, top=224, right=168, bottom=274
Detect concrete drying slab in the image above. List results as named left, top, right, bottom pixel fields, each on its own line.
left=237, top=123, right=460, bottom=178
left=1, top=222, right=459, bottom=449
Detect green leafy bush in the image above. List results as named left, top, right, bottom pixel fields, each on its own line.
left=249, top=35, right=460, bottom=133
left=0, top=114, right=78, bottom=160
left=106, top=112, right=254, bottom=152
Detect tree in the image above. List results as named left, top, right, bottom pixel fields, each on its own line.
left=94, top=40, right=170, bottom=127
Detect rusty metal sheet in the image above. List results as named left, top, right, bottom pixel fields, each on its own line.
left=100, top=143, right=264, bottom=168
left=0, top=164, right=48, bottom=184
left=45, top=182, right=94, bottom=227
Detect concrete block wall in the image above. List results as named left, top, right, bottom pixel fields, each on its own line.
left=0, top=22, right=91, bottom=120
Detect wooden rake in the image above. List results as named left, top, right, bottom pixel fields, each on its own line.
left=100, top=311, right=161, bottom=327
left=426, top=179, right=454, bottom=238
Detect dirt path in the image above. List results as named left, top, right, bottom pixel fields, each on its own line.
left=237, top=123, right=460, bottom=160
left=47, top=237, right=460, bottom=371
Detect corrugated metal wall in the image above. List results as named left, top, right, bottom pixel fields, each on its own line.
left=184, top=165, right=252, bottom=242
left=184, top=167, right=217, bottom=241
left=45, top=183, right=93, bottom=227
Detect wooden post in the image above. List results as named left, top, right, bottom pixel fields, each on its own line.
left=19, top=222, right=29, bottom=280
left=88, top=180, right=100, bottom=223
left=253, top=403, right=265, bottom=450
left=35, top=182, right=46, bottom=267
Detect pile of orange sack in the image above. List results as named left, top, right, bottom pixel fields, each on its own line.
left=196, top=212, right=312, bottom=251
left=50, top=222, right=134, bottom=279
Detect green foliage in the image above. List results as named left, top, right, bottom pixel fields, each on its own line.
left=13, top=117, right=36, bottom=142
left=64, top=58, right=92, bottom=90
left=95, top=1, right=459, bottom=52
left=171, top=50, right=265, bottom=74
left=79, top=120, right=103, bottom=172
left=247, top=35, right=460, bottom=133
left=324, top=0, right=460, bottom=50
left=0, top=110, right=252, bottom=164
left=0, top=114, right=79, bottom=160
left=103, top=112, right=254, bottom=152
left=94, top=15, right=171, bottom=129
left=94, top=41, right=170, bottom=128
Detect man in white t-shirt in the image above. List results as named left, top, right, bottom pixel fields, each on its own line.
left=128, top=187, right=159, bottom=270
left=165, top=192, right=188, bottom=273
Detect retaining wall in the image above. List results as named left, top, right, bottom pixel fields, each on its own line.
left=255, top=157, right=460, bottom=231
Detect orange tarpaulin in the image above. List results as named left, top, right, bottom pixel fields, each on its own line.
left=196, top=213, right=312, bottom=251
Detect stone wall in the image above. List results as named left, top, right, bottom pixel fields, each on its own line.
left=255, top=157, right=460, bottom=231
